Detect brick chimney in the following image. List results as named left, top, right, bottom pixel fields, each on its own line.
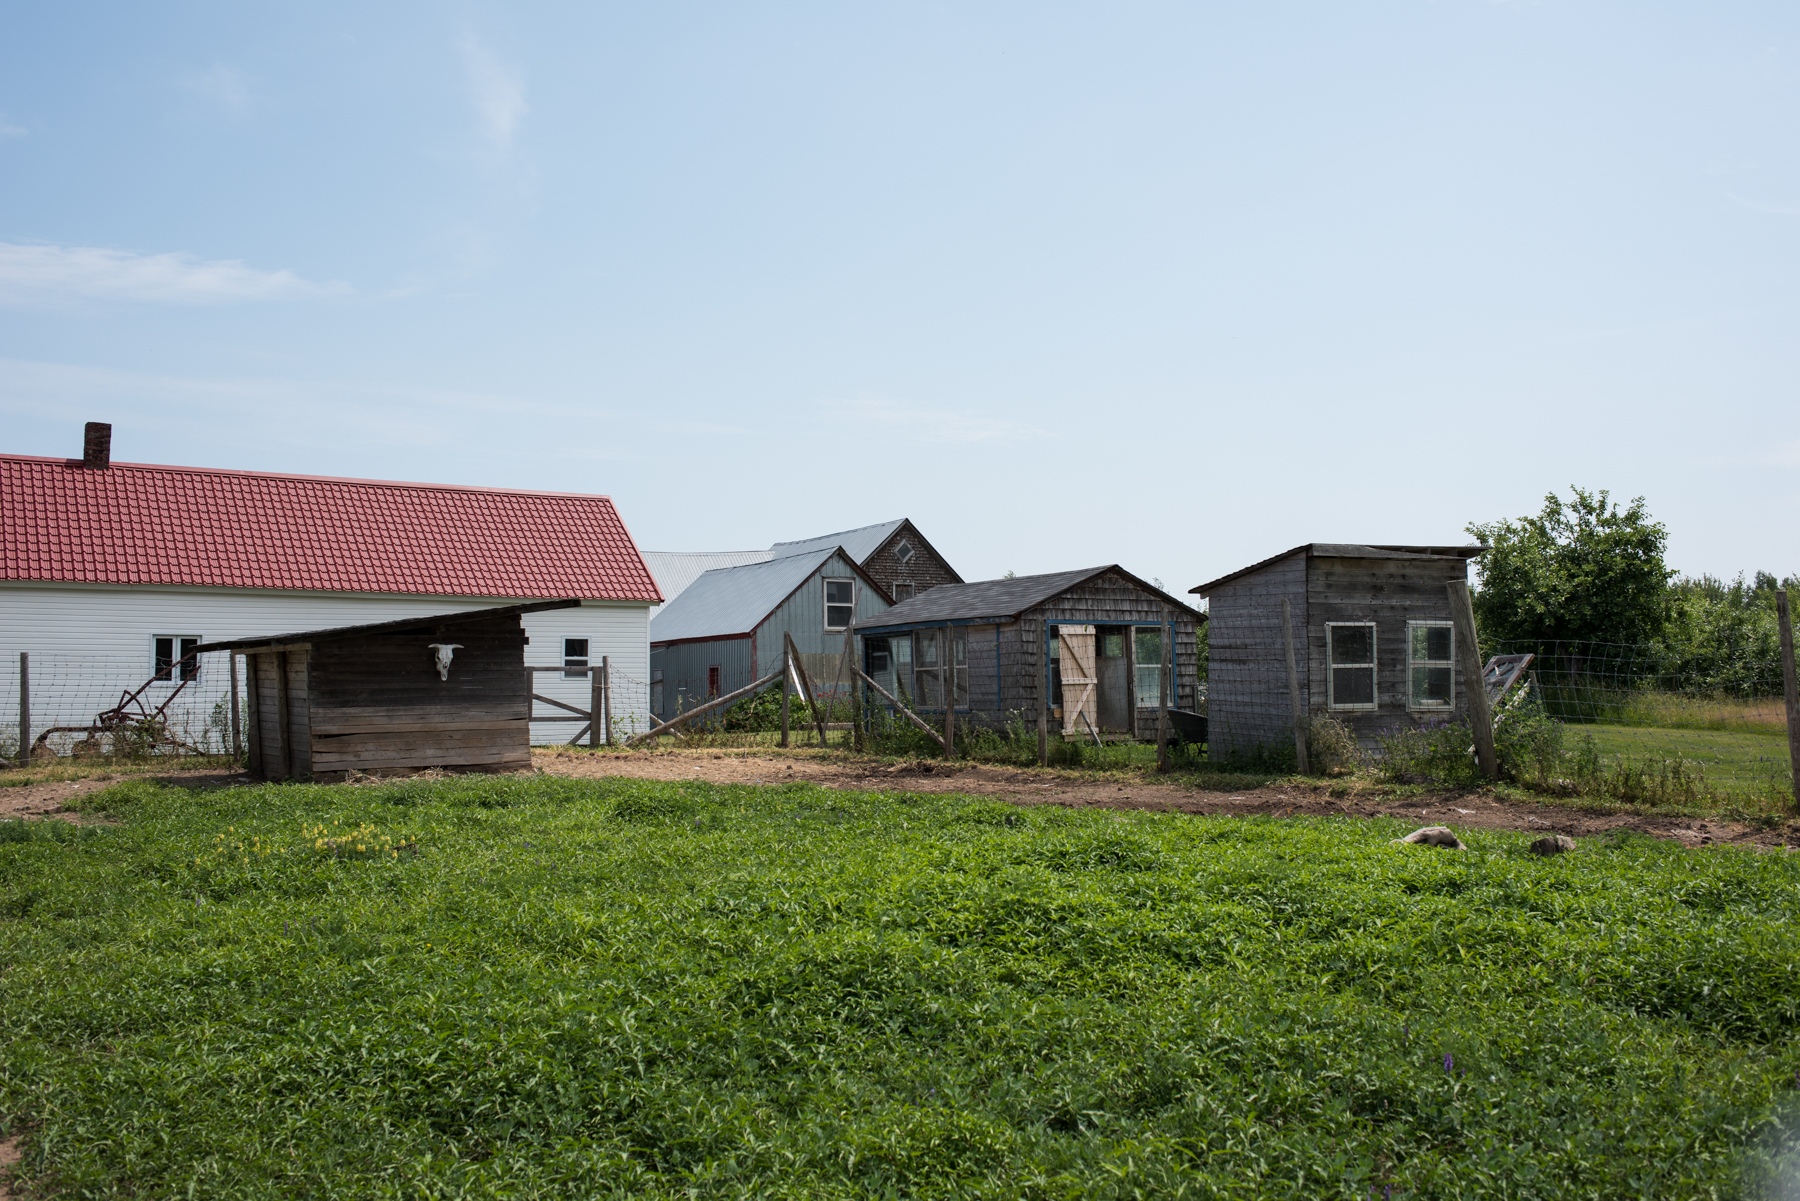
left=82, top=422, right=111, bottom=469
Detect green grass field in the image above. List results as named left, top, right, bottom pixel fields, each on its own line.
left=1581, top=723, right=1794, bottom=798
left=5, top=775, right=1800, bottom=1198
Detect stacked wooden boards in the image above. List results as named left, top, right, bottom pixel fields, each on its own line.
left=196, top=600, right=578, bottom=781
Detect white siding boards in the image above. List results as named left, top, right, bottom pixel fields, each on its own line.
left=0, top=582, right=652, bottom=744
left=1193, top=544, right=1484, bottom=756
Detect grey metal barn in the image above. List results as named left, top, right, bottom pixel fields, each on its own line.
left=850, top=566, right=1203, bottom=738
left=1190, top=544, right=1487, bottom=756
left=191, top=599, right=580, bottom=781
left=648, top=547, right=891, bottom=721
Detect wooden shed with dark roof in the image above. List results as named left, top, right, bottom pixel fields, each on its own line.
left=850, top=566, right=1203, bottom=738
left=1189, top=543, right=1487, bottom=757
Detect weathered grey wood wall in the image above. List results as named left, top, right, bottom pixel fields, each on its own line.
left=1205, top=551, right=1308, bottom=757
left=860, top=523, right=959, bottom=600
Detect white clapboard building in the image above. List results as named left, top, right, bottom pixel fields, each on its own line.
left=0, top=425, right=663, bottom=754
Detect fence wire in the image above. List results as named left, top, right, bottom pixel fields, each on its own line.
left=0, top=653, right=238, bottom=761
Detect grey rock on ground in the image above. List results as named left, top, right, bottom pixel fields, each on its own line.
left=1393, top=826, right=1466, bottom=850
left=1529, top=834, right=1576, bottom=856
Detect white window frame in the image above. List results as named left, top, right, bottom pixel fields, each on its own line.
left=152, top=635, right=202, bottom=684
left=1325, top=622, right=1378, bottom=712
left=1405, top=620, right=1456, bottom=711
left=563, top=637, right=590, bottom=679
left=823, top=577, right=855, bottom=630
left=893, top=539, right=915, bottom=564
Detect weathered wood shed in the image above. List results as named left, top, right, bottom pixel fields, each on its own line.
left=1189, top=544, right=1487, bottom=755
left=192, top=599, right=579, bottom=780
left=850, top=566, right=1203, bottom=737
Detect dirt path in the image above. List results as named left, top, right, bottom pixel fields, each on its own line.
left=2, top=754, right=1788, bottom=852
left=534, top=748, right=1797, bottom=851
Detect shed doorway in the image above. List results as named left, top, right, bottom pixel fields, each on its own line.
left=1096, top=625, right=1131, bottom=732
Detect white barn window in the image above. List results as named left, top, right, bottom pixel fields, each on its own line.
left=1407, top=621, right=1455, bottom=710
left=153, top=636, right=201, bottom=683
left=1326, top=623, right=1376, bottom=711
left=824, top=579, right=854, bottom=629
left=563, top=637, right=589, bottom=679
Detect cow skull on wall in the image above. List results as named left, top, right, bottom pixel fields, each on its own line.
left=428, top=643, right=463, bottom=681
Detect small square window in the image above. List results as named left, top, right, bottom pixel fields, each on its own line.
left=1407, top=621, right=1455, bottom=709
left=153, top=636, right=202, bottom=683
left=824, top=578, right=854, bottom=629
left=894, top=539, right=914, bottom=564
left=563, top=637, right=589, bottom=678
left=1326, top=623, right=1376, bottom=710
left=892, top=582, right=915, bottom=602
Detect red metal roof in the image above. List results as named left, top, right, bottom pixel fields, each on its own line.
left=0, top=455, right=662, bottom=601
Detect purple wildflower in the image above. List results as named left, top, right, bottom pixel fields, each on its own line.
left=1443, top=1052, right=1454, bottom=1073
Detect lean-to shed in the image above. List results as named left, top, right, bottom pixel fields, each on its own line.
left=191, top=599, right=578, bottom=780
left=1189, top=544, right=1487, bottom=755
left=850, top=566, right=1203, bottom=737
left=648, top=547, right=890, bottom=719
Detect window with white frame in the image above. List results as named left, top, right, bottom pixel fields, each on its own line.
left=1133, top=627, right=1163, bottom=707
left=563, top=637, right=589, bottom=679
left=893, top=539, right=914, bottom=564
left=153, top=636, right=201, bottom=683
left=891, top=582, right=915, bottom=602
left=1406, top=621, right=1455, bottom=709
left=824, top=578, right=854, bottom=629
left=1325, top=623, right=1376, bottom=710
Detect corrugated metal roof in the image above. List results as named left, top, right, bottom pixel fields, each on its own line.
left=650, top=548, right=840, bottom=644
left=0, top=454, right=662, bottom=601
left=641, top=549, right=774, bottom=610
left=853, top=565, right=1200, bottom=630
left=769, top=519, right=906, bottom=564
left=1188, top=543, right=1487, bottom=597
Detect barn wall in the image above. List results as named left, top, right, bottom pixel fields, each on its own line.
left=1204, top=552, right=1308, bottom=757
left=653, top=636, right=753, bottom=721
left=0, top=582, right=650, bottom=746
left=753, top=551, right=891, bottom=696
left=305, top=611, right=530, bottom=775
left=1305, top=557, right=1472, bottom=743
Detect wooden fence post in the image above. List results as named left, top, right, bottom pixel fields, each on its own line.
left=17, top=652, right=28, bottom=765
left=1038, top=623, right=1049, bottom=768
left=601, top=657, right=613, bottom=746
left=1778, top=589, right=1799, bottom=809
left=1447, top=580, right=1498, bottom=781
left=780, top=644, right=791, bottom=748
left=942, top=626, right=956, bottom=760
left=589, top=659, right=605, bottom=749
left=228, top=652, right=242, bottom=760
left=784, top=632, right=828, bottom=746
left=1280, top=599, right=1309, bottom=774
left=1157, top=610, right=1171, bottom=773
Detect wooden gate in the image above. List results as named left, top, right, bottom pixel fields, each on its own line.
left=1058, top=624, right=1098, bottom=737
left=528, top=662, right=610, bottom=746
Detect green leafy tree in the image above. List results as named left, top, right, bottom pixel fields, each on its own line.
left=1466, top=487, right=1673, bottom=646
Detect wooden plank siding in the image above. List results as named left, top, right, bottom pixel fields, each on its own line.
left=1305, top=556, right=1471, bottom=744
left=1205, top=551, right=1307, bottom=757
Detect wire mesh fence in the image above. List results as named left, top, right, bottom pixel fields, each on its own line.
left=1483, top=637, right=1795, bottom=803
left=0, top=652, right=239, bottom=763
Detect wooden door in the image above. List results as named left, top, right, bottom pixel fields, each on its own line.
left=1058, top=625, right=1097, bottom=736
left=1096, top=628, right=1129, bottom=732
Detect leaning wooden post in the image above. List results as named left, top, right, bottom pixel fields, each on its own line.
left=1280, top=598, right=1310, bottom=774
left=228, top=652, right=243, bottom=760
left=942, top=626, right=956, bottom=760
left=1447, top=580, right=1498, bottom=781
left=1777, top=589, right=1800, bottom=809
left=17, top=652, right=28, bottom=766
left=780, top=643, right=791, bottom=749
left=601, top=656, right=613, bottom=747
left=1156, top=610, right=1171, bottom=773
left=784, top=632, right=828, bottom=746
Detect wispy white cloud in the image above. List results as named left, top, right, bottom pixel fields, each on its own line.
left=0, top=242, right=343, bottom=305
left=459, top=34, right=527, bottom=149
left=0, top=113, right=26, bottom=139
left=178, top=64, right=253, bottom=116
left=823, top=396, right=1054, bottom=445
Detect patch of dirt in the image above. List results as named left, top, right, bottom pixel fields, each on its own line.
left=0, top=768, right=248, bottom=824
left=533, top=748, right=1800, bottom=852
left=0, top=1133, right=19, bottom=1201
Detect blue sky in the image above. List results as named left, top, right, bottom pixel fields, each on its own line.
left=1, top=2, right=1794, bottom=593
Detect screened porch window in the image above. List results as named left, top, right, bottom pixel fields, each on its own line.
left=1134, top=628, right=1163, bottom=707
left=1326, top=623, right=1376, bottom=710
left=1407, top=621, right=1455, bottom=710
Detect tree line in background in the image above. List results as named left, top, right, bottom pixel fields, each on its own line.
left=1469, top=486, right=1795, bottom=694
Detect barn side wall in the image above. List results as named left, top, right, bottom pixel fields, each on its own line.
left=653, top=636, right=754, bottom=721
left=1204, top=552, right=1308, bottom=757
left=753, top=552, right=892, bottom=697
left=1305, top=557, right=1472, bottom=743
